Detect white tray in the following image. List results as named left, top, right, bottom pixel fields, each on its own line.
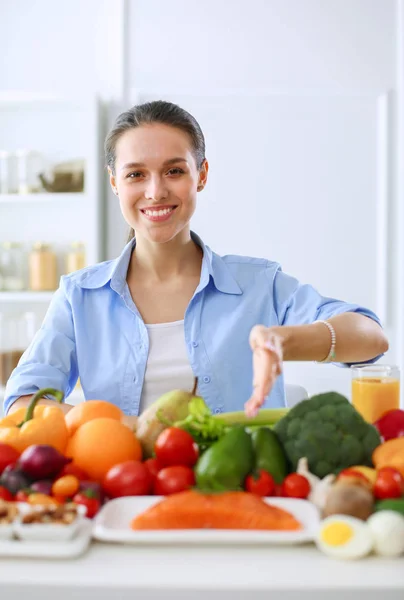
left=93, top=496, right=320, bottom=546
left=0, top=520, right=93, bottom=558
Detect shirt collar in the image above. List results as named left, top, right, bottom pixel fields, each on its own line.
left=76, top=231, right=242, bottom=296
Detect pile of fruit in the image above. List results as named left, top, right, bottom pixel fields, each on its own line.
left=0, top=382, right=403, bottom=560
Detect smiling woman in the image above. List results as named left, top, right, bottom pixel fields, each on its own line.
left=4, top=100, right=388, bottom=422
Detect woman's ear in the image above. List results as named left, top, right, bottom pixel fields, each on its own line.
left=197, top=159, right=209, bottom=192
left=108, top=167, right=119, bottom=196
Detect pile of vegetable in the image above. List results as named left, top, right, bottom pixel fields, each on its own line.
left=0, top=380, right=403, bottom=562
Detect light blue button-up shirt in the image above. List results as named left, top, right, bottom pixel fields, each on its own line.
left=4, top=233, right=382, bottom=415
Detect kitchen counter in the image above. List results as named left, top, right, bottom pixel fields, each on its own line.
left=0, top=542, right=402, bottom=600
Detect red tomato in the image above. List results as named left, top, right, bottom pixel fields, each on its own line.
left=281, top=473, right=310, bottom=499
left=245, top=470, right=275, bottom=496
left=0, top=485, right=14, bottom=501
left=154, top=427, right=199, bottom=468
left=144, top=458, right=163, bottom=481
left=0, top=443, right=19, bottom=476
left=102, top=461, right=152, bottom=498
left=273, top=483, right=284, bottom=497
left=14, top=489, right=31, bottom=502
left=374, top=467, right=404, bottom=500
left=154, top=465, right=195, bottom=496
left=72, top=491, right=100, bottom=518
left=58, top=463, right=90, bottom=481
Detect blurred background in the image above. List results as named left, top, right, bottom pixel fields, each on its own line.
left=0, top=0, right=402, bottom=405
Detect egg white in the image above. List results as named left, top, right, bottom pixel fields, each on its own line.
left=316, top=515, right=373, bottom=560
left=367, top=511, right=404, bottom=557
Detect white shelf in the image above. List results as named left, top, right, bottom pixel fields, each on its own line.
left=0, top=193, right=86, bottom=203
left=0, top=291, right=55, bottom=302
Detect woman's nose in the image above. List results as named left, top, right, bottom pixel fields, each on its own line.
left=145, top=176, right=168, bottom=201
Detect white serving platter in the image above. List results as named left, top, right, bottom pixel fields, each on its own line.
left=0, top=520, right=93, bottom=559
left=93, top=496, right=320, bottom=546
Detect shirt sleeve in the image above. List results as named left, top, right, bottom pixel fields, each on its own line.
left=3, top=277, right=78, bottom=414
left=272, top=267, right=384, bottom=367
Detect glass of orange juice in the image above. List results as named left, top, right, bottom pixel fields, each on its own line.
left=351, top=365, right=400, bottom=424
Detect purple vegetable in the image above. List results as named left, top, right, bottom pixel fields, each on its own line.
left=0, top=465, right=31, bottom=495
left=30, top=479, right=53, bottom=495
left=18, top=445, right=71, bottom=480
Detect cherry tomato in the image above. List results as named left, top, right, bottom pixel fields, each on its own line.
left=0, top=443, right=19, bottom=476
left=245, top=470, right=275, bottom=496
left=0, top=485, right=14, bottom=501
left=53, top=495, right=69, bottom=504
left=374, top=467, right=404, bottom=500
left=102, top=461, right=152, bottom=498
left=281, top=473, right=310, bottom=499
left=154, top=465, right=195, bottom=496
left=72, top=491, right=100, bottom=518
left=14, top=489, right=31, bottom=502
left=144, top=458, right=163, bottom=482
left=154, top=427, right=199, bottom=468
left=52, top=475, right=80, bottom=498
left=58, top=463, right=90, bottom=481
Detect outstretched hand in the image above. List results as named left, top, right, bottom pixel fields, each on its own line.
left=244, top=325, right=283, bottom=418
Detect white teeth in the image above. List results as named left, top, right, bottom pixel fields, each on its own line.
left=143, top=207, right=174, bottom=217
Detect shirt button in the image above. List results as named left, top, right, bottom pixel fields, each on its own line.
left=192, top=341, right=199, bottom=348
left=203, top=375, right=211, bottom=383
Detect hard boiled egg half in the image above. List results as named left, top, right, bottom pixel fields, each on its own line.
left=367, top=511, right=404, bottom=557
left=316, top=515, right=373, bottom=560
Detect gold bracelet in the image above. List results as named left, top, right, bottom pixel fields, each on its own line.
left=315, top=320, right=336, bottom=363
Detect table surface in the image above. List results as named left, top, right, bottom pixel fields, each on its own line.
left=0, top=541, right=403, bottom=600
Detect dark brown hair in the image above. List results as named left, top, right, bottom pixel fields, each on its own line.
left=105, top=100, right=206, bottom=242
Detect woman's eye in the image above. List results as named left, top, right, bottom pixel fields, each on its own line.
left=167, top=168, right=184, bottom=175
left=127, top=171, right=143, bottom=179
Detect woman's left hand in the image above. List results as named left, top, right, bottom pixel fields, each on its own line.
left=244, top=325, right=283, bottom=418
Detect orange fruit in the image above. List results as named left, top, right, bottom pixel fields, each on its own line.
left=66, top=418, right=142, bottom=482
left=65, top=400, right=123, bottom=437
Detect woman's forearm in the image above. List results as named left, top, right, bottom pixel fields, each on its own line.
left=272, top=313, right=389, bottom=363
left=8, top=395, right=74, bottom=415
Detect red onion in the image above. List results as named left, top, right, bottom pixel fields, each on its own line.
left=18, top=445, right=71, bottom=480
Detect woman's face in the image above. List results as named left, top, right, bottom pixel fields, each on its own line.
left=109, top=124, right=208, bottom=244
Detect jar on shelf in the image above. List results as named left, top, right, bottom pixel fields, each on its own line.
left=0, top=313, right=23, bottom=386
left=15, top=149, right=43, bottom=194
left=29, top=242, right=58, bottom=291
left=66, top=242, right=86, bottom=274
left=0, top=242, right=26, bottom=291
left=0, top=151, right=18, bottom=194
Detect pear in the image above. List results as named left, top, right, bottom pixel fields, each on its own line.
left=135, top=378, right=200, bottom=458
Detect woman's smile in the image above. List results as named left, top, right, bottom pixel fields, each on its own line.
left=139, top=204, right=178, bottom=222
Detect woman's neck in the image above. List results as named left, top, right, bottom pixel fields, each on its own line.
left=128, top=231, right=203, bottom=283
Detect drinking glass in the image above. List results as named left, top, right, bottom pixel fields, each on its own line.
left=351, top=365, right=400, bottom=424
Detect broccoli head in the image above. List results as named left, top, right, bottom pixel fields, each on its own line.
left=274, top=392, right=381, bottom=478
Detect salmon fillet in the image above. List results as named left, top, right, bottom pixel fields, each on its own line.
left=130, top=490, right=302, bottom=531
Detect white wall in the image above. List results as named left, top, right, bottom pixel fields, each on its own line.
left=0, top=0, right=402, bottom=401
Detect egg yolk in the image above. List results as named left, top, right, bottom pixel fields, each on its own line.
left=320, top=522, right=354, bottom=546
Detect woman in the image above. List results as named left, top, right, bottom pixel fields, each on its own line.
left=4, top=101, right=388, bottom=423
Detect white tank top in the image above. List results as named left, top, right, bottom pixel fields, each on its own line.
left=139, top=320, right=195, bottom=413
